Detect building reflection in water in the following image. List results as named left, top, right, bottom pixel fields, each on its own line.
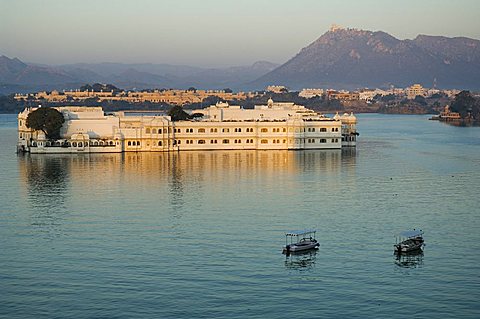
left=284, top=249, right=318, bottom=270
left=18, top=149, right=357, bottom=233
left=394, top=251, right=424, bottom=269
left=18, top=154, right=71, bottom=237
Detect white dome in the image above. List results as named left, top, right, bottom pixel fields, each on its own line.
left=267, top=98, right=274, bottom=107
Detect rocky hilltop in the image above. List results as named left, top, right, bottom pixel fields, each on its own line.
left=253, top=27, right=480, bottom=90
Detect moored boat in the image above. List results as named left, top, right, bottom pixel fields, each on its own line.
left=283, top=229, right=319, bottom=254
left=394, top=229, right=424, bottom=254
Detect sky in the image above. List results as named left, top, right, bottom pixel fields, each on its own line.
left=1, top=0, right=480, bottom=67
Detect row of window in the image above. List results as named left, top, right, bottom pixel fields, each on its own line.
left=125, top=137, right=342, bottom=147
left=144, top=127, right=340, bottom=134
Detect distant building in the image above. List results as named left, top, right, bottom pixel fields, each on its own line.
left=326, top=90, right=359, bottom=101
left=266, top=85, right=288, bottom=93
left=15, top=89, right=253, bottom=106
left=406, top=84, right=425, bottom=99
left=299, top=88, right=324, bottom=98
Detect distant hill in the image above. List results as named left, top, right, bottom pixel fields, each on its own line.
left=253, top=28, right=480, bottom=90
left=2, top=27, right=480, bottom=94
left=0, top=55, right=278, bottom=94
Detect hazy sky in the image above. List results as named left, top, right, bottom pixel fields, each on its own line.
left=2, top=0, right=480, bottom=67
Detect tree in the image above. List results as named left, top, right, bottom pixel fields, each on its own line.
left=26, top=107, right=65, bottom=139
left=450, top=90, right=477, bottom=118
left=168, top=105, right=190, bottom=121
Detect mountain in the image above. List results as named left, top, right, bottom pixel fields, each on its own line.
left=0, top=55, right=278, bottom=94
left=253, top=28, right=480, bottom=90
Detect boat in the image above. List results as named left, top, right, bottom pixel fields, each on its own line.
left=394, top=229, right=424, bottom=254
left=283, top=229, right=319, bottom=254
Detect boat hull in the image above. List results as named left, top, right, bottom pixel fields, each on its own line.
left=284, top=241, right=319, bottom=253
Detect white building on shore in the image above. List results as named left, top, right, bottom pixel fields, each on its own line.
left=17, top=99, right=357, bottom=154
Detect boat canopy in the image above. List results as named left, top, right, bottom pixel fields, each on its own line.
left=285, top=229, right=316, bottom=237
left=398, top=230, right=423, bottom=238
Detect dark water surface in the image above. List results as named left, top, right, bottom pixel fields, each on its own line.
left=1, top=114, right=479, bottom=318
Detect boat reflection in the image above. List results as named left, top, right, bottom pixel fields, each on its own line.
left=394, top=250, right=424, bottom=269
left=284, top=249, right=318, bottom=270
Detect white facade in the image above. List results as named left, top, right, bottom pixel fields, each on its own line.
left=299, top=88, right=324, bottom=99
left=17, top=100, right=357, bottom=154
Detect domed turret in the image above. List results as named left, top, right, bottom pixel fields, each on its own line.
left=333, top=112, right=340, bottom=121
left=267, top=98, right=274, bottom=108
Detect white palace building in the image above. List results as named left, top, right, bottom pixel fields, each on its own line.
left=17, top=99, right=357, bottom=154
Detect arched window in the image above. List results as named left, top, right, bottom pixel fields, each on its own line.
left=109, top=141, right=113, bottom=145
left=158, top=141, right=162, bottom=146
left=198, top=140, right=205, bottom=144
left=78, top=142, right=83, bottom=147
left=72, top=142, right=77, bottom=147
left=222, top=139, right=229, bottom=144
left=158, top=129, right=162, bottom=134
left=261, top=139, right=268, bottom=144
left=261, top=128, right=268, bottom=133
left=198, top=128, right=205, bottom=133
left=146, top=128, right=151, bottom=134
left=128, top=141, right=131, bottom=146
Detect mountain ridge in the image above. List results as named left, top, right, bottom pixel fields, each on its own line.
left=253, top=28, right=480, bottom=90
left=2, top=27, right=480, bottom=94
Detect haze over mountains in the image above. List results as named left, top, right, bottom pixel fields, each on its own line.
left=1, top=27, right=479, bottom=94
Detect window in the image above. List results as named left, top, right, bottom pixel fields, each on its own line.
left=152, top=128, right=157, bottom=134
left=210, top=140, right=217, bottom=144
left=261, top=139, right=268, bottom=144
left=283, top=128, right=286, bottom=132
left=158, top=141, right=162, bottom=146
left=146, top=128, right=151, bottom=134
left=246, top=128, right=253, bottom=133
left=198, top=140, right=205, bottom=144
left=72, top=142, right=77, bottom=147
left=198, top=128, right=205, bottom=133
left=222, top=128, right=230, bottom=133
left=186, top=128, right=193, bottom=133
left=234, top=139, right=241, bottom=143
left=128, top=141, right=132, bottom=146
left=320, top=128, right=327, bottom=132
left=109, top=141, right=113, bottom=145
left=222, top=139, right=230, bottom=144
left=210, top=128, right=218, bottom=133
left=158, top=129, right=162, bottom=134
left=320, top=139, right=327, bottom=143
left=283, top=139, right=286, bottom=143
left=261, top=128, right=268, bottom=133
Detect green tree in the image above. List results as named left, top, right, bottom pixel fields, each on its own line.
left=168, top=105, right=190, bottom=121
left=26, top=107, right=65, bottom=139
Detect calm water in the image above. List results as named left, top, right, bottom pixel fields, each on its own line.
left=1, top=114, right=479, bottom=318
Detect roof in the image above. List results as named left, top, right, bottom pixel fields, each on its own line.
left=398, top=229, right=423, bottom=238
left=285, top=229, right=316, bottom=236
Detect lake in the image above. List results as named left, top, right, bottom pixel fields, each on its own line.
left=1, top=113, right=479, bottom=318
